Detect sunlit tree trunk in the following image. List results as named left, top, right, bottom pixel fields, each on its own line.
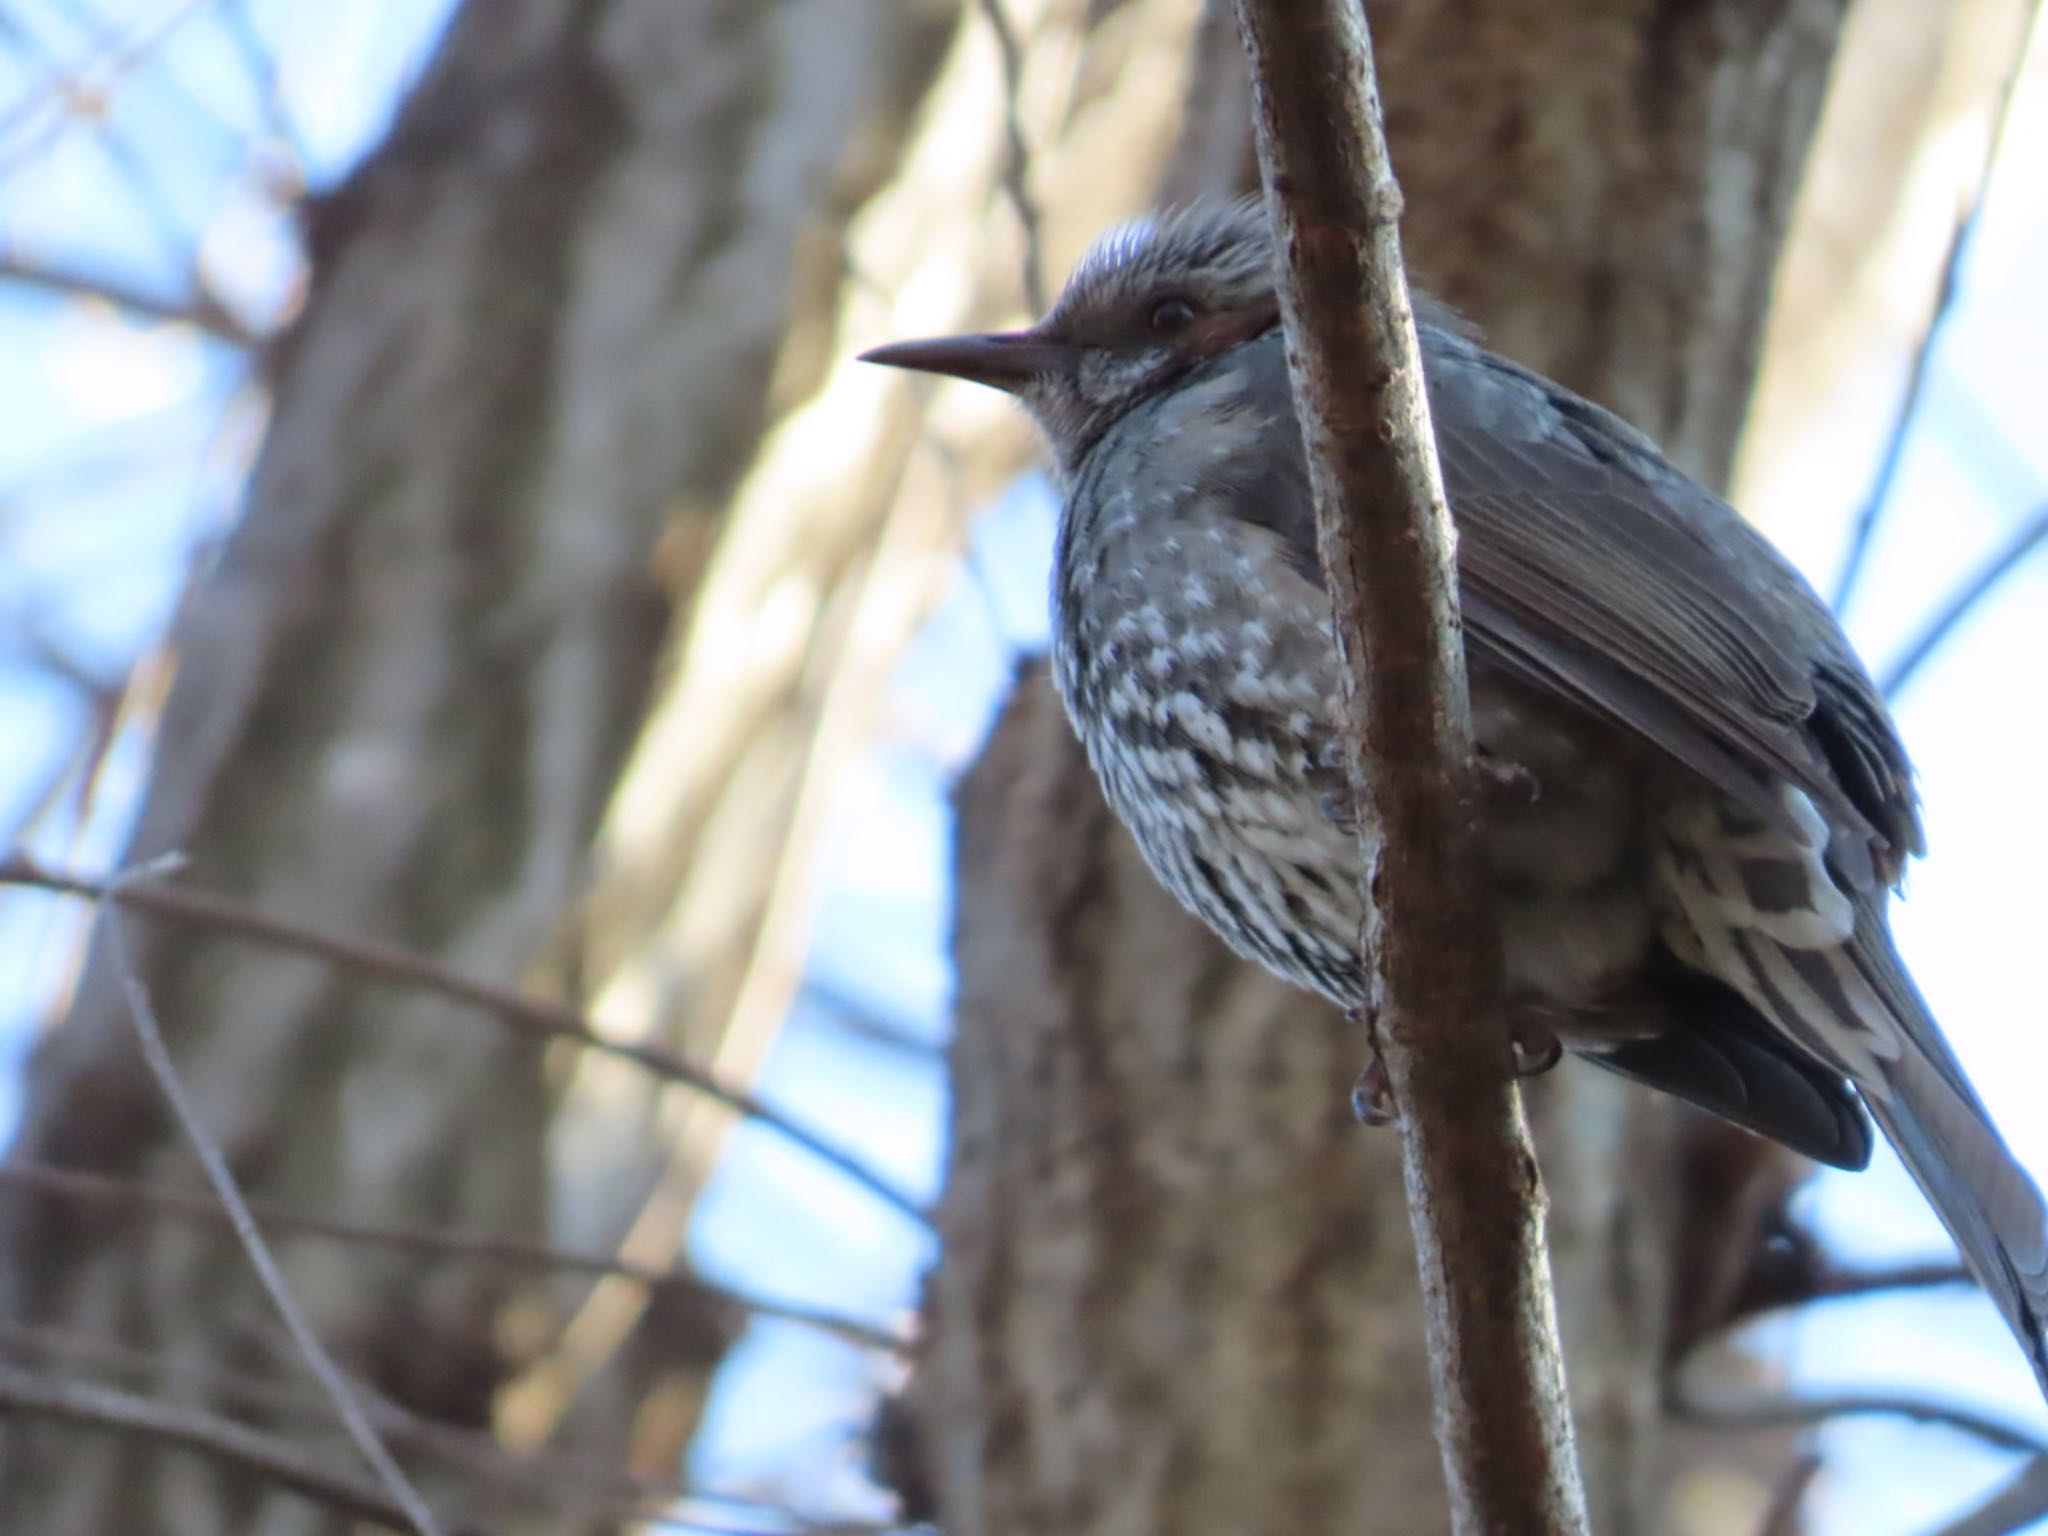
left=0, top=2, right=957, bottom=1530
left=915, top=1, right=1854, bottom=1531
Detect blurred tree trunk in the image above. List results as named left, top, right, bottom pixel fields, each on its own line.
left=912, top=1, right=1854, bottom=1533
left=0, top=1, right=959, bottom=1531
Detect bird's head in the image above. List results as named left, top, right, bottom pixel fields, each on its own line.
left=860, top=201, right=1280, bottom=473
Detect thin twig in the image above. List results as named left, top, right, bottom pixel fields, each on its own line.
left=0, top=1317, right=638, bottom=1511
left=1756, top=1454, right=1823, bottom=1536
left=0, top=1361, right=467, bottom=1536
left=0, top=1357, right=874, bottom=1536
left=95, top=868, right=446, bottom=1536
left=0, top=0, right=216, bottom=162
left=0, top=253, right=260, bottom=347
left=0, top=852, right=926, bottom=1223
left=216, top=0, right=312, bottom=172
left=1732, top=1256, right=1973, bottom=1328
left=1881, top=505, right=2048, bottom=699
left=1925, top=1453, right=2048, bottom=1536
left=1676, top=1382, right=2048, bottom=1458
left=1231, top=4, right=1585, bottom=1533
left=0, top=604, right=124, bottom=699
left=0, top=1159, right=906, bottom=1354
left=1793, top=1259, right=1973, bottom=1302
left=976, top=0, right=1045, bottom=314
left=1830, top=0, right=2044, bottom=615
left=1717, top=1215, right=1975, bottom=1331
left=802, top=979, right=945, bottom=1063
left=0, top=1320, right=882, bottom=1531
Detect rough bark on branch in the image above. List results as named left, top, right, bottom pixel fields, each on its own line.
left=1233, top=1, right=1585, bottom=1529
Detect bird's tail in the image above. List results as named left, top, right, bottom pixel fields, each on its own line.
left=1656, top=784, right=2048, bottom=1397
left=1857, top=962, right=2048, bottom=1398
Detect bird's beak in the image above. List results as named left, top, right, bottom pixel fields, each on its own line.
left=858, top=329, right=1070, bottom=393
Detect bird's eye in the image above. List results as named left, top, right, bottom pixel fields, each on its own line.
left=1148, top=296, right=1198, bottom=334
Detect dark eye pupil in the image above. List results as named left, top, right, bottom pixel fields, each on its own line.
left=1149, top=297, right=1197, bottom=333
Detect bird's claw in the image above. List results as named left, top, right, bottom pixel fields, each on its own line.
left=1347, top=1005, right=1396, bottom=1126
left=1311, top=741, right=1364, bottom=831
left=1350, top=1056, right=1396, bottom=1127
left=1476, top=752, right=1541, bottom=804
left=1510, top=1020, right=1563, bottom=1078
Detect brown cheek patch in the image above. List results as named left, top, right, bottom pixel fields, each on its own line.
left=1186, top=300, right=1281, bottom=361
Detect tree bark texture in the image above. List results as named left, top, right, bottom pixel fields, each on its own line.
left=913, top=1, right=1854, bottom=1533
left=1237, top=1, right=1586, bottom=1528
left=0, top=1, right=958, bottom=1530
left=508, top=0, right=1235, bottom=1448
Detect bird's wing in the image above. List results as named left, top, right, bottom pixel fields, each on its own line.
left=1230, top=326, right=1921, bottom=884
left=1414, top=327, right=1922, bottom=882
left=1222, top=326, right=2048, bottom=1390
left=1409, top=329, right=2048, bottom=1386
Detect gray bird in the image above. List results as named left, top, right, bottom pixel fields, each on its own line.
left=862, top=201, right=2048, bottom=1394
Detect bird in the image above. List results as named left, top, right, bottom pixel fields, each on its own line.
left=860, top=200, right=2048, bottom=1395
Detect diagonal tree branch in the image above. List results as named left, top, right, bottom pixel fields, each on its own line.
left=1926, top=1453, right=2048, bottom=1536
left=1881, top=504, right=2048, bottom=700
left=0, top=254, right=261, bottom=347
left=0, top=1358, right=889, bottom=1536
left=1755, top=1454, right=1823, bottom=1536
left=0, top=852, right=925, bottom=1223
left=975, top=0, right=1046, bottom=315
left=0, top=1160, right=905, bottom=1354
left=1675, top=1380, right=2048, bottom=1458
left=1829, top=0, right=2044, bottom=615
left=0, top=1363, right=481, bottom=1536
left=1230, top=3, right=1586, bottom=1533
left=95, top=871, right=445, bottom=1536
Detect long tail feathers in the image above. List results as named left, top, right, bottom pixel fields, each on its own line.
left=1658, top=782, right=2048, bottom=1397
left=1861, top=991, right=2048, bottom=1397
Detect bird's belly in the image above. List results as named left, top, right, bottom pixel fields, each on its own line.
left=1075, top=694, right=1657, bottom=1019
left=1087, top=726, right=1371, bottom=1005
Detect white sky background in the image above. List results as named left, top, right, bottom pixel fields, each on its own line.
left=0, top=3, right=2043, bottom=1532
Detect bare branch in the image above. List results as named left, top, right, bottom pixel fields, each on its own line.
left=1926, top=1454, right=2048, bottom=1536
left=1830, top=0, right=2045, bottom=614
left=1734, top=1256, right=1974, bottom=1324
left=1755, top=1454, right=1823, bottom=1536
left=1712, top=1212, right=1975, bottom=1334
left=1676, top=1381, right=2048, bottom=1458
left=0, top=1159, right=906, bottom=1354
left=0, top=253, right=261, bottom=348
left=1230, top=4, right=1585, bottom=1533
left=0, top=604, right=124, bottom=700
left=94, top=870, right=446, bottom=1536
left=976, top=0, right=1046, bottom=314
left=0, top=1355, right=889, bottom=1536
left=1881, top=505, right=2048, bottom=700
left=0, top=0, right=217, bottom=163
left=0, top=1361, right=469, bottom=1536
left=0, top=1319, right=877, bottom=1530
left=0, top=852, right=926, bottom=1223
left=0, top=1316, right=628, bottom=1509
left=802, top=979, right=945, bottom=1063
left=216, top=0, right=311, bottom=173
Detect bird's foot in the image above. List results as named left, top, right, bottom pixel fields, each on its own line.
left=1320, top=790, right=1360, bottom=833
left=1509, top=1018, right=1563, bottom=1078
left=1350, top=1056, right=1395, bottom=1127
left=1346, top=1005, right=1396, bottom=1126
left=1312, top=740, right=1363, bottom=832
left=1476, top=750, right=1541, bottom=804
